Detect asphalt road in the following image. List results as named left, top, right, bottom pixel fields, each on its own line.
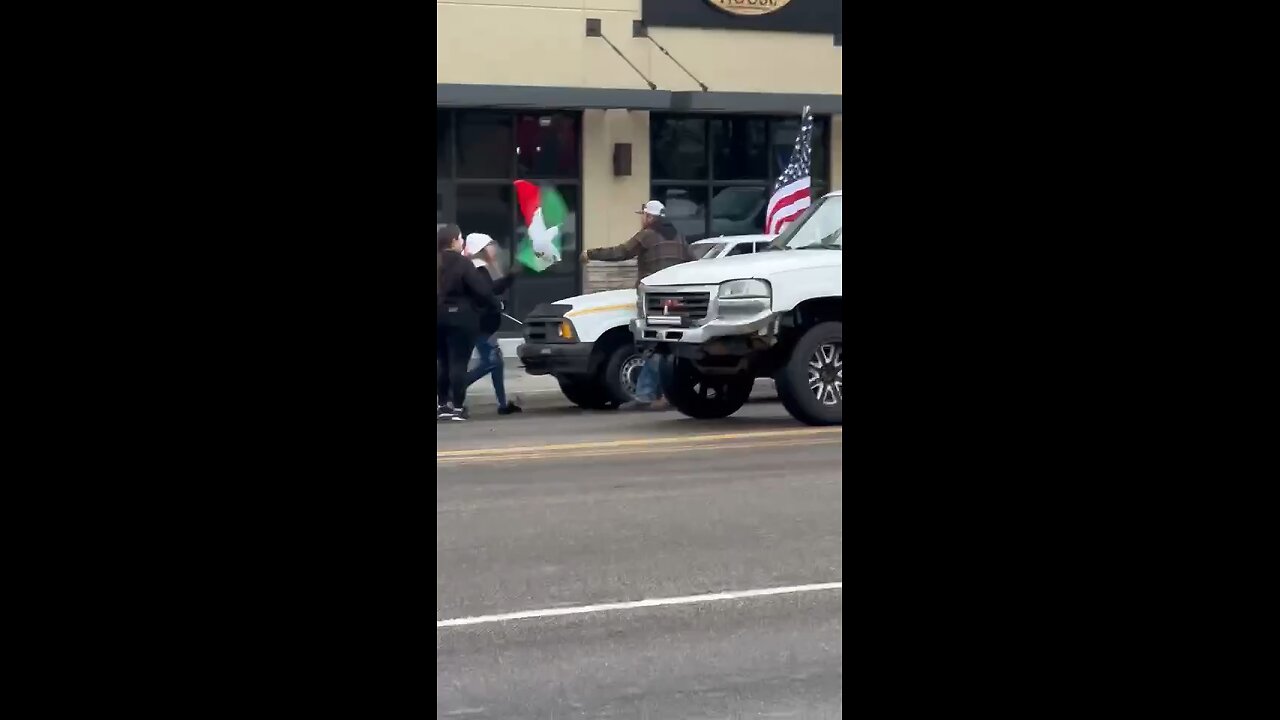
left=437, top=403, right=843, bottom=718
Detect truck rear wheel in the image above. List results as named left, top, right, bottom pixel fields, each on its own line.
left=558, top=377, right=617, bottom=410
left=661, top=357, right=753, bottom=419
left=777, top=321, right=842, bottom=426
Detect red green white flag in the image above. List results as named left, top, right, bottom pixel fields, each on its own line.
left=513, top=180, right=567, bottom=272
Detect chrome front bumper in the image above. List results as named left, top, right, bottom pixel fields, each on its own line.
left=632, top=283, right=779, bottom=346
left=632, top=313, right=778, bottom=345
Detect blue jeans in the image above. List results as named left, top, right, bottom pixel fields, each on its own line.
left=464, top=335, right=507, bottom=408
left=635, top=351, right=663, bottom=403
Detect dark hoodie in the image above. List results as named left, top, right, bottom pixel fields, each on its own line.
left=469, top=260, right=516, bottom=335
left=585, top=218, right=694, bottom=287
left=437, top=250, right=500, bottom=329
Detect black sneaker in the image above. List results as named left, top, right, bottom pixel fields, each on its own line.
left=447, top=406, right=469, bottom=421
left=497, top=402, right=523, bottom=415
left=437, top=404, right=455, bottom=420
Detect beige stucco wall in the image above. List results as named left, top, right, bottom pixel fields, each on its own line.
left=436, top=0, right=841, bottom=95
left=438, top=0, right=843, bottom=290
left=582, top=109, right=650, bottom=289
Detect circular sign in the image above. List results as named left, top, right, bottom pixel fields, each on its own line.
left=707, top=0, right=794, bottom=17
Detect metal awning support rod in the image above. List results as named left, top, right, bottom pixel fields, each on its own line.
left=587, top=20, right=657, bottom=91
left=644, top=33, right=708, bottom=92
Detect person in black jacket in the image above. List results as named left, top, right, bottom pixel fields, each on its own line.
left=437, top=224, right=499, bottom=421
left=461, top=233, right=523, bottom=415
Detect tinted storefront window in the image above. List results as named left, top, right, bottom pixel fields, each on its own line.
left=438, top=110, right=581, bottom=333
left=650, top=185, right=709, bottom=242
left=709, top=185, right=768, bottom=238
left=650, top=117, right=707, bottom=180
left=457, top=185, right=514, bottom=266
left=515, top=114, right=578, bottom=178
left=711, top=117, right=767, bottom=180
left=456, top=111, right=514, bottom=178
left=437, top=110, right=450, bottom=177
left=652, top=114, right=829, bottom=241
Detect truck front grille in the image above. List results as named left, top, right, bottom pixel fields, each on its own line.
left=645, top=292, right=711, bottom=321
left=523, top=303, right=573, bottom=343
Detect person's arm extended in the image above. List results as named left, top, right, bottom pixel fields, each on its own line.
left=587, top=230, right=647, bottom=262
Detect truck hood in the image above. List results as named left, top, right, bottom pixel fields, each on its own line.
left=557, top=288, right=636, bottom=313
left=642, top=250, right=841, bottom=286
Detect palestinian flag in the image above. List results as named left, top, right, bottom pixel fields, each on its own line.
left=514, top=180, right=566, bottom=272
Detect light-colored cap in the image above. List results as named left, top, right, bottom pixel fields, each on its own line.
left=464, top=232, right=494, bottom=257
left=635, top=200, right=665, bottom=217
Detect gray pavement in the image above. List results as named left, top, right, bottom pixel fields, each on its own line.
left=436, top=402, right=843, bottom=717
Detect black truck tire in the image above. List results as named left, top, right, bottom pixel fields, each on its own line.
left=660, top=357, right=753, bottom=419
left=558, top=376, right=617, bottom=410
left=600, top=342, right=645, bottom=405
left=776, top=321, right=843, bottom=426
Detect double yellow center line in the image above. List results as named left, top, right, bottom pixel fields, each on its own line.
left=437, top=427, right=842, bottom=465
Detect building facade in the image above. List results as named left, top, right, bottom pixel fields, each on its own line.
left=437, top=0, right=843, bottom=334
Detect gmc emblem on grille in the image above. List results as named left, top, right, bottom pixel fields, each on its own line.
left=662, top=299, right=685, bottom=315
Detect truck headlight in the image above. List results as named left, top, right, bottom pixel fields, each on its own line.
left=558, top=320, right=576, bottom=340
left=718, top=279, right=771, bottom=299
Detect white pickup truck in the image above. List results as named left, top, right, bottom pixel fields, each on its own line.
left=516, top=235, right=772, bottom=409
left=633, top=191, right=842, bottom=425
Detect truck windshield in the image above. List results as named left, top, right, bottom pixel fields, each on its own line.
left=770, top=195, right=842, bottom=250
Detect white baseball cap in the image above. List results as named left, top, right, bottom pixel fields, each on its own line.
left=636, top=200, right=666, bottom=217
left=464, top=232, right=494, bottom=257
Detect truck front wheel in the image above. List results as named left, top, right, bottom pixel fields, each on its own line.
left=601, top=342, right=644, bottom=405
left=777, top=321, right=843, bottom=426
left=661, top=357, right=753, bottom=419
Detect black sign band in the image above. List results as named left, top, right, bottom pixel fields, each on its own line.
left=642, top=0, right=841, bottom=35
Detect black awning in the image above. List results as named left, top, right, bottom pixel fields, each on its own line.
left=669, top=91, right=841, bottom=115
left=436, top=84, right=671, bottom=110
left=437, top=84, right=841, bottom=115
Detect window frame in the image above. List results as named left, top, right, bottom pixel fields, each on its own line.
left=651, top=113, right=831, bottom=241
left=438, top=109, right=585, bottom=326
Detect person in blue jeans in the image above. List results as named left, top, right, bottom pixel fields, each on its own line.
left=462, top=232, right=522, bottom=415
left=580, top=200, right=694, bottom=410
left=632, top=347, right=664, bottom=405
left=464, top=333, right=518, bottom=414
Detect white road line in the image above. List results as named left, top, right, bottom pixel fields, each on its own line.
left=436, top=582, right=843, bottom=629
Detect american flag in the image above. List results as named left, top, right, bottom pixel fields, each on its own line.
left=765, top=109, right=814, bottom=235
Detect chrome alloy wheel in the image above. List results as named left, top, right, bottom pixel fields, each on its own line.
left=620, top=354, right=645, bottom=400
left=808, top=342, right=842, bottom=406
